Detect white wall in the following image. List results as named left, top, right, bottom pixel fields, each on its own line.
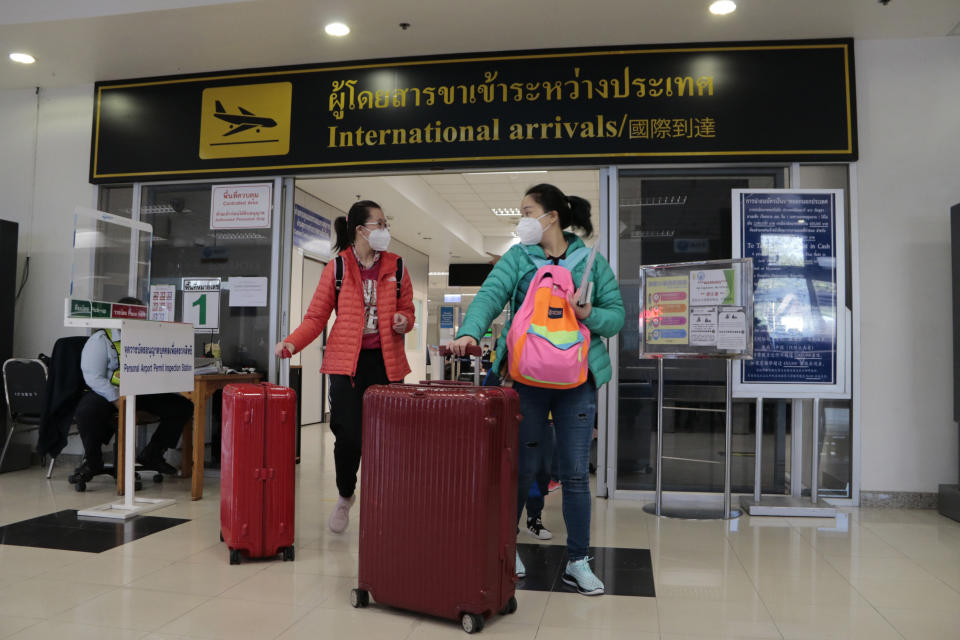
left=0, top=86, right=95, bottom=361
left=856, top=36, right=960, bottom=493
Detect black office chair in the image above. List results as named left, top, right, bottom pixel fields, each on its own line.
left=0, top=359, right=48, bottom=472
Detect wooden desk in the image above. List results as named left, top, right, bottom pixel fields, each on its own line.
left=117, top=372, right=263, bottom=500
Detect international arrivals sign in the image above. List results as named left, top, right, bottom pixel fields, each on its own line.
left=89, top=39, right=856, bottom=183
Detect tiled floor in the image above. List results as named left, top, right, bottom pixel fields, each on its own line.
left=1, top=424, right=960, bottom=638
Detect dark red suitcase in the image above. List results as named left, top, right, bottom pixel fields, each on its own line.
left=221, top=382, right=297, bottom=565
left=353, top=373, right=520, bottom=633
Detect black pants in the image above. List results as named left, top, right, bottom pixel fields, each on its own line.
left=74, top=390, right=193, bottom=469
left=329, top=349, right=389, bottom=498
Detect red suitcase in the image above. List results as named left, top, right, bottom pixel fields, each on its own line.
left=352, top=348, right=520, bottom=634
left=221, top=382, right=297, bottom=565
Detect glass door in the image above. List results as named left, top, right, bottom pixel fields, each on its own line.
left=613, top=169, right=789, bottom=496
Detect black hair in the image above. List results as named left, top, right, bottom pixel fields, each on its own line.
left=117, top=296, right=144, bottom=306
left=524, top=183, right=593, bottom=237
left=333, top=200, right=382, bottom=252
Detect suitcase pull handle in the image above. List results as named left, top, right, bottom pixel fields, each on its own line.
left=280, top=410, right=288, bottom=423
left=254, top=467, right=275, bottom=480
left=244, top=410, right=253, bottom=424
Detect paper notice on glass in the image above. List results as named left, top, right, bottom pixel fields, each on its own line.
left=689, top=306, right=718, bottom=346
left=149, top=284, right=176, bottom=322
left=690, top=269, right=735, bottom=306
left=228, top=277, right=268, bottom=307
left=717, top=306, right=747, bottom=351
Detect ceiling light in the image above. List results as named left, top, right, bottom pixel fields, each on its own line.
left=324, top=22, right=350, bottom=36
left=9, top=52, right=35, bottom=64
left=492, top=208, right=521, bottom=216
left=709, top=1, right=736, bottom=15
left=429, top=271, right=449, bottom=276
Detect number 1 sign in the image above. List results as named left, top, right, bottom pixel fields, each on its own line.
left=182, top=277, right=221, bottom=332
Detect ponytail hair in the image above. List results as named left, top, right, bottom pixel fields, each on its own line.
left=333, top=200, right=381, bottom=252
left=524, top=183, right=593, bottom=237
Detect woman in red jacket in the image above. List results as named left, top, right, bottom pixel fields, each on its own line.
left=276, top=200, right=415, bottom=533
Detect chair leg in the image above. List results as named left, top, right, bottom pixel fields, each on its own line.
left=46, top=455, right=56, bottom=479
left=0, top=424, right=14, bottom=473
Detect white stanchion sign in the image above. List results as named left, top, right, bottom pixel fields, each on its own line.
left=118, top=320, right=195, bottom=397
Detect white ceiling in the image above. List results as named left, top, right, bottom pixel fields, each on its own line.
left=2, top=0, right=959, bottom=90
left=296, top=169, right=600, bottom=304
left=297, top=169, right=598, bottom=263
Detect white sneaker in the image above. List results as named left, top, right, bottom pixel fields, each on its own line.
left=562, top=557, right=604, bottom=596
left=328, top=495, right=355, bottom=534
left=515, top=550, right=526, bottom=578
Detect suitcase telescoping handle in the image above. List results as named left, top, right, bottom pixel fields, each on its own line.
left=439, top=344, right=483, bottom=385
left=278, top=348, right=292, bottom=387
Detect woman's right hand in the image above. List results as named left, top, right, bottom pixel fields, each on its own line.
left=275, top=341, right=296, bottom=358
left=448, top=335, right=478, bottom=357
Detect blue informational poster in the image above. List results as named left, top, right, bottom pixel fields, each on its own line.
left=737, top=191, right=840, bottom=387
left=293, top=204, right=331, bottom=255
left=439, top=306, right=455, bottom=329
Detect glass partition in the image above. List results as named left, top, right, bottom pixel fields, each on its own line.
left=68, top=207, right=152, bottom=306
left=615, top=170, right=785, bottom=493
left=140, top=183, right=273, bottom=374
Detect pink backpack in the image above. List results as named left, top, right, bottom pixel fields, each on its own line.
left=506, top=264, right=590, bottom=389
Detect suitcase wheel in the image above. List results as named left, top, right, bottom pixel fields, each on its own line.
left=153, top=473, right=163, bottom=483
left=229, top=549, right=241, bottom=565
left=461, top=613, right=484, bottom=634
left=350, top=589, right=369, bottom=608
left=74, top=480, right=86, bottom=492
left=499, top=596, right=517, bottom=616
left=219, top=530, right=224, bottom=542
left=282, top=546, right=295, bottom=562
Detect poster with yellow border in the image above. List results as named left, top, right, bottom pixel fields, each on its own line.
left=646, top=275, right=689, bottom=345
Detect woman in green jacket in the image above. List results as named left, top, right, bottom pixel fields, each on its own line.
left=450, top=183, right=624, bottom=596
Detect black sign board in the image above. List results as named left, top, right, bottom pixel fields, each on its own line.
left=90, top=39, right=857, bottom=183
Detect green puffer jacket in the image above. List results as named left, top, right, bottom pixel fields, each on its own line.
left=456, top=233, right=625, bottom=386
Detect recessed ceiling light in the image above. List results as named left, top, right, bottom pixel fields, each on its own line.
left=492, top=208, right=521, bottom=216
left=324, top=22, right=350, bottom=37
left=709, top=1, right=736, bottom=15
left=9, top=52, right=36, bottom=64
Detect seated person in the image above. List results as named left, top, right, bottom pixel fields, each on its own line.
left=69, top=297, right=194, bottom=484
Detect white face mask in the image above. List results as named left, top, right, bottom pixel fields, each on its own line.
left=516, top=213, right=552, bottom=245
left=365, top=227, right=391, bottom=252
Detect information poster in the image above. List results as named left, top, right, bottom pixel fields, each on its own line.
left=149, top=285, right=176, bottom=321
left=717, top=306, right=748, bottom=351
left=293, top=204, right=332, bottom=256
left=645, top=275, right=689, bottom=345
left=210, top=183, right=272, bottom=229
left=228, top=277, right=268, bottom=307
left=735, top=190, right=843, bottom=392
left=690, top=269, right=735, bottom=306
left=689, top=306, right=718, bottom=346
left=439, top=305, right=455, bottom=345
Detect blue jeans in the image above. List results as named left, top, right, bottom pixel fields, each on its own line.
left=515, top=380, right=597, bottom=560
left=524, top=423, right=556, bottom=520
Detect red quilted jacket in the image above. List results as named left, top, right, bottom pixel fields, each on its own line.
left=285, top=250, right=415, bottom=381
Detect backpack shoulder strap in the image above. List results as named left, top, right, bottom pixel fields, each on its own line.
left=395, top=257, right=404, bottom=299
left=334, top=256, right=344, bottom=307
left=561, top=246, right=591, bottom=271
